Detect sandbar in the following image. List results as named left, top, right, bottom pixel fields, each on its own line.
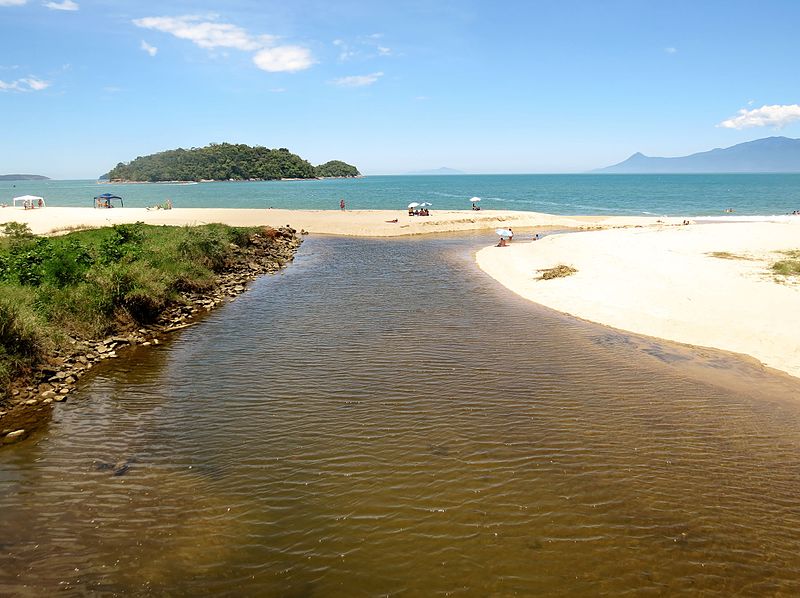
left=476, top=221, right=800, bottom=379
left=0, top=206, right=682, bottom=237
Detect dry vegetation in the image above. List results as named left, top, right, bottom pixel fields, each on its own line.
left=707, top=251, right=754, bottom=260
left=771, top=250, right=800, bottom=277
left=537, top=265, right=577, bottom=280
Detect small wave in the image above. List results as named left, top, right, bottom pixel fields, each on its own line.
left=694, top=214, right=800, bottom=223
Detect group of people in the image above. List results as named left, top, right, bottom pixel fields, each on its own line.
left=146, top=199, right=173, bottom=211
left=409, top=207, right=431, bottom=216
left=496, top=228, right=514, bottom=247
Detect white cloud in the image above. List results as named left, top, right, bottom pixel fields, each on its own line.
left=718, top=104, right=800, bottom=129
left=141, top=40, right=158, bottom=57
left=253, top=46, right=314, bottom=72
left=133, top=15, right=274, bottom=51
left=23, top=77, right=49, bottom=90
left=44, top=0, right=78, bottom=10
left=664, top=47, right=677, bottom=54
left=0, top=76, right=50, bottom=91
left=333, top=39, right=356, bottom=61
left=332, top=71, right=383, bottom=87
left=133, top=15, right=314, bottom=73
left=0, top=0, right=27, bottom=6
left=334, top=35, right=393, bottom=61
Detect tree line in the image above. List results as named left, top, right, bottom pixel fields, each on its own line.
left=106, top=143, right=360, bottom=182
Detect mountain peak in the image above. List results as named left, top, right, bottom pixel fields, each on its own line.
left=596, top=137, right=800, bottom=173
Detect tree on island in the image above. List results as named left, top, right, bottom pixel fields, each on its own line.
left=314, top=160, right=360, bottom=178
left=106, top=143, right=359, bottom=182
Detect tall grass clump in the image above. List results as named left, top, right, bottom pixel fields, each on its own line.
left=0, top=221, right=267, bottom=397
left=771, top=250, right=800, bottom=277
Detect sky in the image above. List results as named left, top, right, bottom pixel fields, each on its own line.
left=1, top=0, right=799, bottom=178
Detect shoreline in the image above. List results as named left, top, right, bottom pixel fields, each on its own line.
left=476, top=221, right=800, bottom=380
left=0, top=225, right=302, bottom=447
left=2, top=206, right=798, bottom=383
left=0, top=206, right=687, bottom=237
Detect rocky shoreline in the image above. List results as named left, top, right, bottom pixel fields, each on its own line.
left=0, top=225, right=304, bottom=447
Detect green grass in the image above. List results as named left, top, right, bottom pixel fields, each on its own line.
left=0, top=221, right=273, bottom=396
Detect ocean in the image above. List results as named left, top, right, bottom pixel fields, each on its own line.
left=2, top=174, right=800, bottom=217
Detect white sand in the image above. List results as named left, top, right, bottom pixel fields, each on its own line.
left=0, top=206, right=681, bottom=237
left=476, top=221, right=800, bottom=379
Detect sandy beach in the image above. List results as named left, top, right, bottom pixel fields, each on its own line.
left=477, top=220, right=800, bottom=379
left=2, top=205, right=798, bottom=379
left=0, top=206, right=682, bottom=237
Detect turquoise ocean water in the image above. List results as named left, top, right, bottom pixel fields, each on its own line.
left=2, top=174, right=800, bottom=217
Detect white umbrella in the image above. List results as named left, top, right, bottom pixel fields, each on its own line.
left=408, top=202, right=420, bottom=208
left=419, top=202, right=432, bottom=207
left=495, top=228, right=512, bottom=237
left=470, top=196, right=481, bottom=202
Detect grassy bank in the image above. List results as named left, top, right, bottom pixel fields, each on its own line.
left=0, top=221, right=295, bottom=402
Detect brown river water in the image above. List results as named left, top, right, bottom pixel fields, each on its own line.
left=2, top=234, right=800, bottom=596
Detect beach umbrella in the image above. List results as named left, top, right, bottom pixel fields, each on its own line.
left=408, top=202, right=420, bottom=208
left=470, top=196, right=481, bottom=202
left=495, top=228, right=512, bottom=238
left=419, top=202, right=432, bottom=207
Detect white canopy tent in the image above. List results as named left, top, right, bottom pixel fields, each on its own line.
left=12, top=195, right=46, bottom=209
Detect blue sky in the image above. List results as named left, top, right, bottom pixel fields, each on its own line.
left=1, top=0, right=799, bottom=178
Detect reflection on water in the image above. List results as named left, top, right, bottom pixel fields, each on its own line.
left=3, top=234, right=800, bottom=596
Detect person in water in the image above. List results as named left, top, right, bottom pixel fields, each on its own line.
left=340, top=198, right=346, bottom=211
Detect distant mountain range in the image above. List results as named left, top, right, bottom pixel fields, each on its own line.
left=0, top=174, right=49, bottom=181
left=407, top=167, right=465, bottom=175
left=596, top=137, right=800, bottom=173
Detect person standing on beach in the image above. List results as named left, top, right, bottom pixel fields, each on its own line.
left=340, top=198, right=345, bottom=211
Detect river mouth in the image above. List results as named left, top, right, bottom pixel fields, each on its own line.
left=3, top=233, right=800, bottom=595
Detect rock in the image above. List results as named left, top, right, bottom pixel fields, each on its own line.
left=59, top=388, right=70, bottom=395
left=54, top=395, right=67, bottom=402
left=24, top=399, right=38, bottom=406
left=42, top=398, right=53, bottom=405
left=65, top=376, right=76, bottom=384
left=2, top=430, right=26, bottom=444
left=41, top=390, right=55, bottom=398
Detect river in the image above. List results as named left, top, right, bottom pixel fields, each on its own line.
left=2, top=234, right=800, bottom=595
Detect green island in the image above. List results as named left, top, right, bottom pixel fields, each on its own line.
left=105, top=143, right=360, bottom=182
left=0, top=221, right=301, bottom=434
